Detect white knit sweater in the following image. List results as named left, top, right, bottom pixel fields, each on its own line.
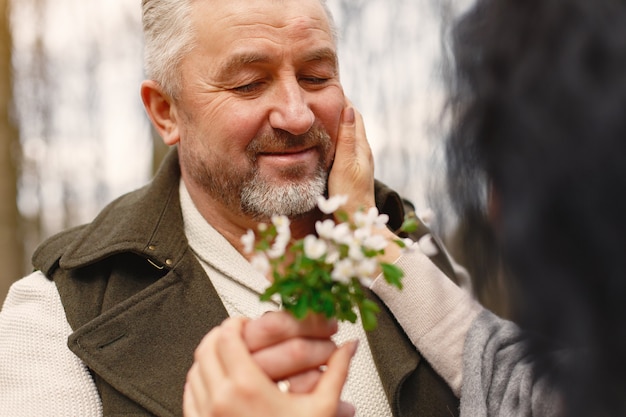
left=0, top=271, right=103, bottom=416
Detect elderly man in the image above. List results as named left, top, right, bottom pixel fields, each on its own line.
left=0, top=0, right=459, bottom=416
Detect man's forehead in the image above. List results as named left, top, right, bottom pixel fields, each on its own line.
left=194, top=0, right=332, bottom=32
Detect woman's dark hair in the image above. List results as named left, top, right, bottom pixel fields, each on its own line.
left=445, top=0, right=626, bottom=414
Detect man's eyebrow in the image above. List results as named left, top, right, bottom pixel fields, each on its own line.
left=302, top=47, right=338, bottom=69
left=215, top=48, right=338, bottom=80
left=216, top=52, right=271, bottom=80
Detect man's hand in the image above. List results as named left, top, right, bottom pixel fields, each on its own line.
left=184, top=314, right=358, bottom=417
left=244, top=312, right=340, bottom=393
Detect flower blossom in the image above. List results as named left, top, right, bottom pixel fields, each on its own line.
left=362, top=234, right=388, bottom=252
left=271, top=215, right=291, bottom=236
left=418, top=234, right=439, bottom=257
left=317, top=195, right=348, bottom=214
left=348, top=239, right=365, bottom=261
left=267, top=233, right=289, bottom=259
left=265, top=215, right=291, bottom=259
left=354, top=207, right=390, bottom=230
left=250, top=253, right=270, bottom=275
left=330, top=222, right=351, bottom=245
left=354, top=258, right=377, bottom=285
left=241, top=229, right=256, bottom=254
left=324, top=245, right=340, bottom=265
left=331, top=258, right=354, bottom=284
left=304, top=235, right=327, bottom=260
left=400, top=238, right=417, bottom=254
left=315, top=219, right=336, bottom=240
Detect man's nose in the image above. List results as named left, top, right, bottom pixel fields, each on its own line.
left=268, top=79, right=315, bottom=135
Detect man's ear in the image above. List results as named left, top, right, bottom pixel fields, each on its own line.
left=141, top=80, right=180, bottom=146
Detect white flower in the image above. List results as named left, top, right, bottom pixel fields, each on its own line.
left=317, top=195, right=348, bottom=214
left=353, top=226, right=371, bottom=241
left=400, top=238, right=417, bottom=254
left=324, top=246, right=340, bottom=265
left=330, top=222, right=351, bottom=245
left=353, top=210, right=371, bottom=229
left=374, top=213, right=390, bottom=229
left=241, top=229, right=256, bottom=254
left=362, top=234, right=388, bottom=252
left=348, top=240, right=365, bottom=261
left=250, top=253, right=270, bottom=275
left=303, top=235, right=327, bottom=260
left=331, top=258, right=355, bottom=283
left=264, top=216, right=291, bottom=259
left=418, top=234, right=439, bottom=257
left=355, top=258, right=377, bottom=281
left=271, top=215, right=291, bottom=235
left=315, top=219, right=336, bottom=240
left=418, top=208, right=435, bottom=227
left=267, top=237, right=288, bottom=259
left=354, top=207, right=389, bottom=229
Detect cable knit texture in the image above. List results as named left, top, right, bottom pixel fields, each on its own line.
left=0, top=271, right=103, bottom=416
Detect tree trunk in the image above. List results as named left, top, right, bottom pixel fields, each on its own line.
left=0, top=0, right=24, bottom=305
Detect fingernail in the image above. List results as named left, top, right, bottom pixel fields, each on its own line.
left=343, top=107, right=355, bottom=125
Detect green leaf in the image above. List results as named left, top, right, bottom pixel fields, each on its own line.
left=380, top=263, right=404, bottom=289
left=360, top=306, right=379, bottom=331
left=335, top=210, right=350, bottom=223
left=400, top=216, right=419, bottom=233
left=293, top=293, right=310, bottom=319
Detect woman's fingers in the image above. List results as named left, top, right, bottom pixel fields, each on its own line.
left=184, top=318, right=248, bottom=417
left=329, top=102, right=376, bottom=213
left=310, top=340, right=359, bottom=417
left=315, top=340, right=358, bottom=400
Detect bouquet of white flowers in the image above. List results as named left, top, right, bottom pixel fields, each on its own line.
left=242, top=195, right=421, bottom=331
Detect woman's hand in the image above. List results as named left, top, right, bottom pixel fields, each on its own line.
left=329, top=102, right=400, bottom=263
left=328, top=102, right=376, bottom=214
left=183, top=314, right=358, bottom=417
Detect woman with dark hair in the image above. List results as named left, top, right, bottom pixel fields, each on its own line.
left=183, top=0, right=626, bottom=416
left=446, top=0, right=626, bottom=414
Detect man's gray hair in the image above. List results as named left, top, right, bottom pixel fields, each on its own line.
left=141, top=0, right=339, bottom=99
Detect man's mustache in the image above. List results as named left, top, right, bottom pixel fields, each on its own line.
left=246, top=127, right=331, bottom=160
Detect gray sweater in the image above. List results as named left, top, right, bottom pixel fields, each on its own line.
left=462, top=310, right=562, bottom=416
left=372, top=250, right=563, bottom=416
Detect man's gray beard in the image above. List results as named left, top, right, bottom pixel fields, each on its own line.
left=240, top=167, right=327, bottom=220
left=181, top=126, right=332, bottom=221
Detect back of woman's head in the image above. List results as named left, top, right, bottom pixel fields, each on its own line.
left=447, top=0, right=626, bottom=414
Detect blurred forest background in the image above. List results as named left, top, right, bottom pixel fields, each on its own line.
left=0, top=0, right=484, bottom=307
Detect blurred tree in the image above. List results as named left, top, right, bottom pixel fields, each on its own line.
left=0, top=0, right=24, bottom=304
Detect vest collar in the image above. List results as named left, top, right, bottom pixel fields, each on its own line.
left=59, top=148, right=186, bottom=272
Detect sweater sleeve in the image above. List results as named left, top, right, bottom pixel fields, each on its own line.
left=370, top=250, right=483, bottom=395
left=371, top=248, right=565, bottom=415
left=460, top=310, right=563, bottom=416
left=0, top=271, right=103, bottom=416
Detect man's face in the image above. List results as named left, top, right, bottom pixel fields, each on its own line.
left=173, top=0, right=344, bottom=220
